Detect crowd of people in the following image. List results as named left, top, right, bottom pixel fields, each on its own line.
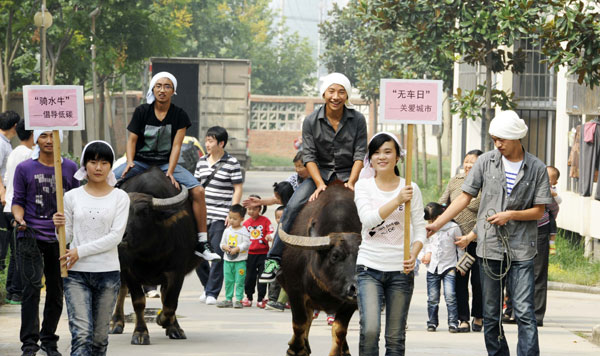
left=0, top=70, right=560, bottom=356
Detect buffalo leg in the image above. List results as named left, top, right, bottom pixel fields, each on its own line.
left=156, top=272, right=186, bottom=339
left=329, top=305, right=355, bottom=356
left=129, top=281, right=150, bottom=345
left=109, top=281, right=129, bottom=334
left=286, top=295, right=313, bottom=356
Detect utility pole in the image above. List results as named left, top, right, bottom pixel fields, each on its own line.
left=89, top=7, right=101, bottom=141
left=40, top=0, right=47, bottom=84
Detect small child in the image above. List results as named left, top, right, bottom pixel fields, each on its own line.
left=265, top=206, right=287, bottom=312
left=547, top=166, right=561, bottom=255
left=242, top=195, right=274, bottom=308
left=217, top=204, right=251, bottom=308
left=422, top=202, right=463, bottom=333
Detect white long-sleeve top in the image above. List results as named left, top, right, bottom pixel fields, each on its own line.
left=354, top=177, right=427, bottom=272
left=219, top=225, right=251, bottom=262
left=64, top=186, right=130, bottom=272
left=3, top=145, right=33, bottom=213
left=423, top=220, right=464, bottom=274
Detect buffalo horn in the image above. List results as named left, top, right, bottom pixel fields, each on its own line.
left=151, top=186, right=189, bottom=210
left=278, top=225, right=330, bottom=250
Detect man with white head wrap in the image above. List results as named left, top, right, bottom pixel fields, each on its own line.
left=426, top=110, right=552, bottom=356
left=113, top=72, right=220, bottom=261
left=12, top=130, right=79, bottom=356
left=260, top=72, right=367, bottom=283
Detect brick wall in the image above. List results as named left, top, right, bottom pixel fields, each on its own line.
left=248, top=130, right=301, bottom=158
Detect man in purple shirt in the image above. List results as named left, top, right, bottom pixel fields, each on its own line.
left=12, top=130, right=79, bottom=356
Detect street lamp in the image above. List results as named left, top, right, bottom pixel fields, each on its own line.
left=34, top=1, right=53, bottom=85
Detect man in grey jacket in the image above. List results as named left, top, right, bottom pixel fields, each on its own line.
left=426, top=110, right=553, bottom=356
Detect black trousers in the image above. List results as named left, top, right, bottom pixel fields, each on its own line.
left=245, top=253, right=267, bottom=301
left=5, top=213, right=23, bottom=297
left=20, top=239, right=63, bottom=352
left=0, top=212, right=9, bottom=270
left=456, top=241, right=483, bottom=321
left=533, top=224, right=550, bottom=323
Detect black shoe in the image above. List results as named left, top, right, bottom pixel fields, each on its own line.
left=449, top=325, right=459, bottom=333
left=537, top=321, right=544, bottom=327
left=427, top=325, right=436, bottom=332
left=194, top=241, right=221, bottom=261
left=40, top=345, right=62, bottom=356
left=259, top=259, right=280, bottom=283
left=472, top=318, right=483, bottom=332
left=21, top=351, right=36, bottom=356
left=458, top=321, right=470, bottom=333
left=265, top=300, right=285, bottom=312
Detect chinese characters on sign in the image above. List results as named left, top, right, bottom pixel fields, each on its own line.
left=23, top=85, right=85, bottom=130
left=379, top=79, right=442, bottom=125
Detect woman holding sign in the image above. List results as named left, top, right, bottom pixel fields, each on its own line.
left=53, top=141, right=129, bottom=356
left=353, top=132, right=426, bottom=356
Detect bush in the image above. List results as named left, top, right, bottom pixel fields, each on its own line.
left=549, top=231, right=600, bottom=286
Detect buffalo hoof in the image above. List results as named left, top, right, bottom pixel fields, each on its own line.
left=109, top=323, right=123, bottom=335
left=131, top=332, right=150, bottom=345
left=286, top=349, right=309, bottom=356
left=166, top=325, right=187, bottom=339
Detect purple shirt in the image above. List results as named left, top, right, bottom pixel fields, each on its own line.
left=12, top=158, right=79, bottom=241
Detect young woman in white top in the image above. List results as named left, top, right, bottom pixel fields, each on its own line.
left=354, top=132, right=426, bottom=356
left=53, top=141, right=130, bottom=356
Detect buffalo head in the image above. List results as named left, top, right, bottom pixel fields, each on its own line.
left=279, top=225, right=361, bottom=301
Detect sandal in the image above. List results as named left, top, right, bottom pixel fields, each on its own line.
left=458, top=320, right=470, bottom=333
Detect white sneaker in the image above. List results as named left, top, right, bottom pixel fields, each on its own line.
left=206, top=296, right=217, bottom=305
left=199, top=292, right=206, bottom=303
left=146, top=290, right=160, bottom=298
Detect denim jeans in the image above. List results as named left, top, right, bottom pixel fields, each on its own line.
left=195, top=220, right=225, bottom=298
left=426, top=269, right=458, bottom=328
left=20, top=239, right=63, bottom=353
left=480, top=257, right=539, bottom=356
left=64, top=271, right=121, bottom=356
left=356, top=265, right=413, bottom=356
left=113, top=160, right=200, bottom=189
left=267, top=177, right=317, bottom=260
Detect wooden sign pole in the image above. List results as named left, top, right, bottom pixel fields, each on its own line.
left=404, top=124, right=414, bottom=270
left=52, top=130, right=67, bottom=278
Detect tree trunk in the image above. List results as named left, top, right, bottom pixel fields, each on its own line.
left=484, top=52, right=493, bottom=150
left=79, top=77, right=88, bottom=144
left=421, top=125, right=427, bottom=186
left=105, top=78, right=116, bottom=147
left=98, top=80, right=105, bottom=140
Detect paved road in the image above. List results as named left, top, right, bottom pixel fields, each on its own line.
left=1, top=170, right=599, bottom=355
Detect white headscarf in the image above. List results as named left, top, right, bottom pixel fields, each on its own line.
left=32, top=130, right=63, bottom=160
left=488, top=110, right=528, bottom=140
left=319, top=72, right=354, bottom=108
left=73, top=140, right=117, bottom=186
left=146, top=71, right=178, bottom=104
left=358, top=131, right=406, bottom=180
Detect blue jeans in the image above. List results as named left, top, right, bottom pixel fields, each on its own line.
left=113, top=160, right=200, bottom=189
left=267, top=177, right=320, bottom=260
left=426, top=269, right=458, bottom=328
left=356, top=265, right=413, bottom=356
left=63, top=271, right=121, bottom=356
left=195, top=220, right=226, bottom=298
left=480, top=257, right=539, bottom=356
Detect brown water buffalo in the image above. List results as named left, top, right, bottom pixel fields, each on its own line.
left=109, top=167, right=202, bottom=345
left=277, top=181, right=362, bottom=356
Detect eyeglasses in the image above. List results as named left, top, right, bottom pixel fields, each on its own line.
left=154, top=84, right=173, bottom=91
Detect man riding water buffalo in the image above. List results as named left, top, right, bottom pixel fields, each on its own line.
left=260, top=72, right=368, bottom=283
left=113, top=71, right=219, bottom=262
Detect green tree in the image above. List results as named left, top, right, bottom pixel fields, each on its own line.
left=537, top=0, right=600, bottom=88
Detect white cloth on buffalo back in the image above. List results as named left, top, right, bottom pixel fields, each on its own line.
left=358, top=131, right=406, bottom=180
left=73, top=140, right=117, bottom=186
left=146, top=71, right=178, bottom=104
left=319, top=72, right=354, bottom=108
left=488, top=110, right=528, bottom=140
left=32, top=130, right=63, bottom=160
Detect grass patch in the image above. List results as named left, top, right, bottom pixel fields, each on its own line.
left=549, top=232, right=600, bottom=286
left=250, top=153, right=293, bottom=168
left=408, top=155, right=452, bottom=205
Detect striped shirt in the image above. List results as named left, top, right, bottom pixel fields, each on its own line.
left=502, top=156, right=522, bottom=196
left=194, top=152, right=243, bottom=221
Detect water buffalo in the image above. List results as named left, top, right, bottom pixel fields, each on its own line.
left=109, top=167, right=201, bottom=345
left=277, top=181, right=362, bottom=356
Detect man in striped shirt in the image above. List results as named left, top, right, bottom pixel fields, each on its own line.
left=427, top=111, right=552, bottom=356
left=194, top=126, right=243, bottom=305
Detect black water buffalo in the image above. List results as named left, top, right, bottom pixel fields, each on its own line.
left=109, top=167, right=201, bottom=345
left=277, top=181, right=362, bottom=356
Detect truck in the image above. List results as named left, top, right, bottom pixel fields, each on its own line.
left=149, top=57, right=251, bottom=169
